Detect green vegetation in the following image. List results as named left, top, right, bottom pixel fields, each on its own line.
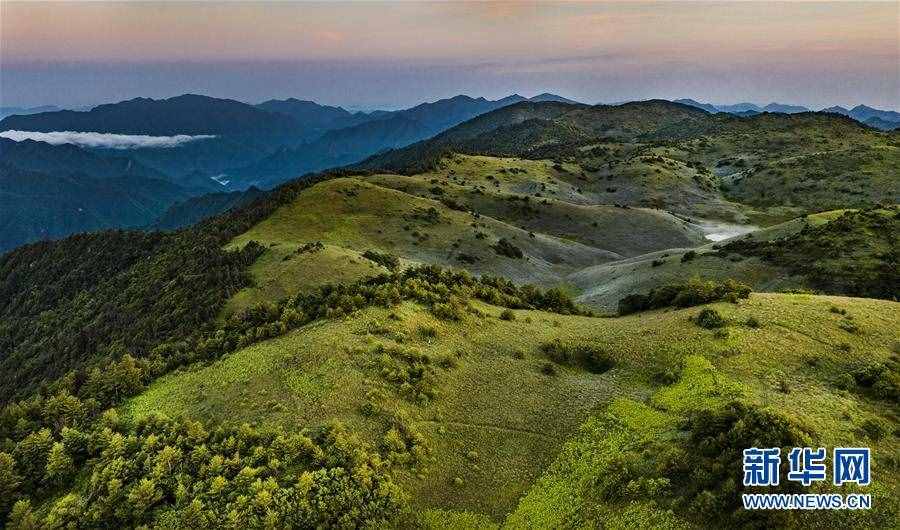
left=363, top=100, right=899, bottom=220
left=723, top=207, right=899, bottom=299
left=1, top=263, right=595, bottom=526
left=618, top=277, right=751, bottom=315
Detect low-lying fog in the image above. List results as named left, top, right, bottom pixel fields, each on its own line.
left=0, top=130, right=215, bottom=149
left=694, top=220, right=759, bottom=242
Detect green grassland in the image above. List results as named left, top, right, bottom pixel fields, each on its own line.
left=221, top=242, right=388, bottom=318
left=127, top=291, right=900, bottom=527
left=224, top=156, right=708, bottom=315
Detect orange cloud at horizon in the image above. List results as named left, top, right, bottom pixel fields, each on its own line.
left=3, top=1, right=897, bottom=64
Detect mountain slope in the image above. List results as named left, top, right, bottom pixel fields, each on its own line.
left=126, top=287, right=900, bottom=526
left=571, top=207, right=898, bottom=310
left=0, top=163, right=193, bottom=253
left=361, top=100, right=898, bottom=220
left=231, top=95, right=541, bottom=188
left=0, top=138, right=167, bottom=181
left=221, top=154, right=704, bottom=317
left=152, top=187, right=268, bottom=230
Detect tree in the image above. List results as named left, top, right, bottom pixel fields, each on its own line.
left=0, top=452, right=22, bottom=517
left=41, top=392, right=85, bottom=432
left=6, top=499, right=37, bottom=530
left=44, top=442, right=74, bottom=486
left=12, top=428, right=53, bottom=489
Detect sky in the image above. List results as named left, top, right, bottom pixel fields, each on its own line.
left=1, top=1, right=898, bottom=111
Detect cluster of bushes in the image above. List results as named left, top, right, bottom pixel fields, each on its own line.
left=492, top=238, right=524, bottom=259
left=541, top=339, right=615, bottom=374
left=618, top=278, right=752, bottom=315
left=695, top=308, right=726, bottom=329
left=293, top=241, right=325, bottom=255
left=597, top=400, right=828, bottom=528
left=362, top=250, right=400, bottom=271
left=841, top=358, right=900, bottom=401
left=371, top=343, right=441, bottom=404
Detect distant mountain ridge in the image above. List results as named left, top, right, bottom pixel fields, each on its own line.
left=230, top=93, right=577, bottom=187
left=0, top=105, right=64, bottom=120
left=0, top=94, right=298, bottom=136
left=0, top=162, right=192, bottom=253
left=675, top=98, right=900, bottom=130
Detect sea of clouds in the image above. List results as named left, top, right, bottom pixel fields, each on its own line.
left=0, top=130, right=215, bottom=149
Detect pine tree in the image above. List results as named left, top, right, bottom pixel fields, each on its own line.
left=6, top=499, right=37, bottom=530
left=0, top=452, right=22, bottom=517
left=44, top=442, right=74, bottom=485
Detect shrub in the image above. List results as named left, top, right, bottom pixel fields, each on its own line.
left=696, top=308, right=726, bottom=329
left=362, top=250, right=400, bottom=271
left=541, top=362, right=557, bottom=376
left=499, top=309, right=516, bottom=321
left=838, top=320, right=860, bottom=334
left=834, top=373, right=856, bottom=391
left=431, top=299, right=467, bottom=321
left=541, top=339, right=615, bottom=373
left=542, top=339, right=572, bottom=364
left=681, top=251, right=697, bottom=263
left=852, top=362, right=900, bottom=400
left=858, top=417, right=890, bottom=440
left=618, top=278, right=751, bottom=315
left=492, top=238, right=524, bottom=259
left=745, top=316, right=761, bottom=328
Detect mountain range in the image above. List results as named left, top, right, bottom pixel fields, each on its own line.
left=0, top=93, right=580, bottom=250
left=675, top=99, right=900, bottom=130
left=2, top=93, right=898, bottom=253
left=231, top=94, right=581, bottom=187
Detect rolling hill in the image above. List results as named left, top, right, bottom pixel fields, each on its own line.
left=124, top=288, right=899, bottom=527
left=361, top=100, right=899, bottom=221
left=0, top=95, right=897, bottom=529
left=570, top=208, right=897, bottom=311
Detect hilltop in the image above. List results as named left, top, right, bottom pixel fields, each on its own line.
left=361, top=100, right=899, bottom=221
